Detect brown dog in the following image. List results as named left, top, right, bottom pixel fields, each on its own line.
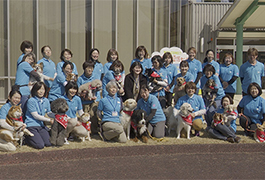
left=211, top=113, right=224, bottom=128
left=173, top=77, right=186, bottom=105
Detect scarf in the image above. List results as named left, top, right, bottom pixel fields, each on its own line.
left=181, top=114, right=192, bottom=125
left=55, top=114, right=68, bottom=129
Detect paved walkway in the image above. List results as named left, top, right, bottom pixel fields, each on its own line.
left=1, top=143, right=265, bottom=179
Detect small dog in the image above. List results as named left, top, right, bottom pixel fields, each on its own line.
left=176, top=103, right=194, bottom=139
left=29, top=62, right=57, bottom=89
left=254, top=122, right=265, bottom=143
left=163, top=106, right=176, bottom=135
left=120, top=99, right=137, bottom=140
left=173, top=77, right=186, bottom=105
left=144, top=68, right=165, bottom=93
left=79, top=113, right=91, bottom=141
left=223, top=105, right=237, bottom=126
left=50, top=98, right=69, bottom=146
left=211, top=113, right=224, bottom=128
left=66, top=73, right=78, bottom=82
left=0, top=105, right=34, bottom=146
left=202, top=79, right=218, bottom=108
left=78, top=79, right=102, bottom=101
left=130, top=109, right=148, bottom=143
left=113, top=69, right=125, bottom=96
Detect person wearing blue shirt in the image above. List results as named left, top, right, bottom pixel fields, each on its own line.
left=210, top=95, right=241, bottom=143
left=0, top=86, right=23, bottom=152
left=48, top=61, right=74, bottom=102
left=131, top=45, right=152, bottom=74
left=56, top=49, right=78, bottom=78
left=186, top=47, right=203, bottom=91
left=163, top=52, right=178, bottom=107
left=77, top=61, right=100, bottom=134
left=24, top=82, right=54, bottom=149
left=97, top=81, right=127, bottom=143
left=202, top=49, right=220, bottom=76
left=174, top=82, right=206, bottom=136
left=17, top=40, right=33, bottom=67
left=103, top=48, right=119, bottom=75
left=136, top=84, right=166, bottom=138
left=38, top=45, right=56, bottom=89
left=15, top=52, right=40, bottom=115
left=63, top=81, right=88, bottom=143
left=201, top=64, right=225, bottom=127
left=238, top=83, right=265, bottom=137
left=149, top=55, right=168, bottom=109
left=239, top=48, right=265, bottom=95
left=219, top=53, right=239, bottom=99
left=87, top=48, right=103, bottom=80
left=102, top=60, right=125, bottom=98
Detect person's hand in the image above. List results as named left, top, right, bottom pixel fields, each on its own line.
left=50, top=118, right=54, bottom=124
left=222, top=82, right=228, bottom=89
left=191, top=113, right=196, bottom=119
left=165, top=86, right=170, bottom=92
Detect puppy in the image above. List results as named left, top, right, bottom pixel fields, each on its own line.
left=66, top=73, right=78, bottom=82
left=0, top=105, right=34, bottom=146
left=29, top=62, right=57, bottom=90
left=202, top=79, right=218, bottom=108
left=254, top=123, right=265, bottom=143
left=79, top=113, right=91, bottom=141
left=144, top=68, right=166, bottom=93
left=78, top=79, right=102, bottom=101
left=223, top=105, right=237, bottom=126
left=176, top=103, right=193, bottom=139
left=130, top=109, right=148, bottom=143
left=120, top=99, right=137, bottom=140
left=211, top=113, right=224, bottom=128
left=173, top=77, right=186, bottom=105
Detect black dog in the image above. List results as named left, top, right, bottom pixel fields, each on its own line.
left=144, top=68, right=164, bottom=93
left=202, top=79, right=218, bottom=108
left=130, top=109, right=149, bottom=143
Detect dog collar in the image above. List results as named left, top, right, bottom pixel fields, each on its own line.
left=89, top=84, right=97, bottom=90
left=115, top=75, right=122, bottom=81
left=123, top=110, right=133, bottom=116
left=213, top=119, right=222, bottom=126
left=226, top=110, right=237, bottom=116
left=9, top=116, right=23, bottom=122
left=182, top=82, right=186, bottom=86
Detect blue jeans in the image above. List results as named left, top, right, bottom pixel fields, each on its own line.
left=25, top=126, right=51, bottom=149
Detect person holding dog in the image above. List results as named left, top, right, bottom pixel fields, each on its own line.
left=123, top=61, right=147, bottom=102
left=97, top=80, right=127, bottom=143
left=77, top=61, right=100, bottom=135
left=237, top=83, right=265, bottom=137
left=24, top=82, right=54, bottom=149
left=136, top=84, right=166, bottom=138
left=174, top=82, right=206, bottom=136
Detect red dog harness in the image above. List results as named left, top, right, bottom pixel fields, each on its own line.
left=150, top=71, right=161, bottom=78
left=181, top=114, right=192, bottom=125
left=256, top=130, right=265, bottom=142
left=55, top=114, right=68, bottom=129
left=226, top=110, right=237, bottom=116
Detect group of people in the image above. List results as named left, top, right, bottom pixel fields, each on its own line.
left=0, top=40, right=264, bottom=152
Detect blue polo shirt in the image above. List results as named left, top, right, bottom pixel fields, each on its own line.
left=25, top=97, right=51, bottom=127
left=38, top=58, right=56, bottom=88
left=202, top=60, right=220, bottom=75
left=48, top=73, right=66, bottom=102
left=77, top=73, right=101, bottom=104
left=0, top=102, right=12, bottom=119
left=175, top=72, right=195, bottom=85
left=136, top=94, right=166, bottom=124
left=92, top=62, right=103, bottom=80
left=239, top=61, right=264, bottom=93
left=15, top=62, right=33, bottom=96
left=238, top=95, right=265, bottom=125
left=219, top=64, right=239, bottom=93
left=131, top=58, right=152, bottom=74
left=98, top=95, right=121, bottom=123
left=102, top=70, right=116, bottom=98
left=200, top=75, right=225, bottom=100
left=17, top=53, right=25, bottom=67
left=163, top=64, right=178, bottom=93
left=150, top=68, right=167, bottom=97
left=175, top=94, right=205, bottom=122
left=63, top=95, right=82, bottom=118
left=56, top=61, right=78, bottom=76
left=103, top=62, right=112, bottom=74
left=186, top=58, right=202, bottom=87
left=217, top=107, right=237, bottom=132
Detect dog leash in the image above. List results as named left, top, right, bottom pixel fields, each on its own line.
left=146, top=129, right=167, bottom=142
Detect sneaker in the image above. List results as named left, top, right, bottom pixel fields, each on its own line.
left=234, top=136, right=241, bottom=143
left=226, top=137, right=234, bottom=143
left=195, top=130, right=200, bottom=136
left=64, top=138, right=69, bottom=145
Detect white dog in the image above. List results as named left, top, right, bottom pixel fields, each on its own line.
left=79, top=113, right=91, bottom=142
left=163, top=106, right=176, bottom=135
left=120, top=99, right=137, bottom=140
left=174, top=103, right=194, bottom=139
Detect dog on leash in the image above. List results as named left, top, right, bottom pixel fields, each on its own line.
left=120, top=99, right=137, bottom=140
left=173, top=77, right=186, bottom=105
left=29, top=62, right=57, bottom=90
left=254, top=123, right=265, bottom=143
left=176, top=103, right=194, bottom=139
left=130, top=109, right=148, bottom=143
left=78, top=79, right=102, bottom=101
left=163, top=106, right=176, bottom=136
left=0, top=105, right=34, bottom=146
